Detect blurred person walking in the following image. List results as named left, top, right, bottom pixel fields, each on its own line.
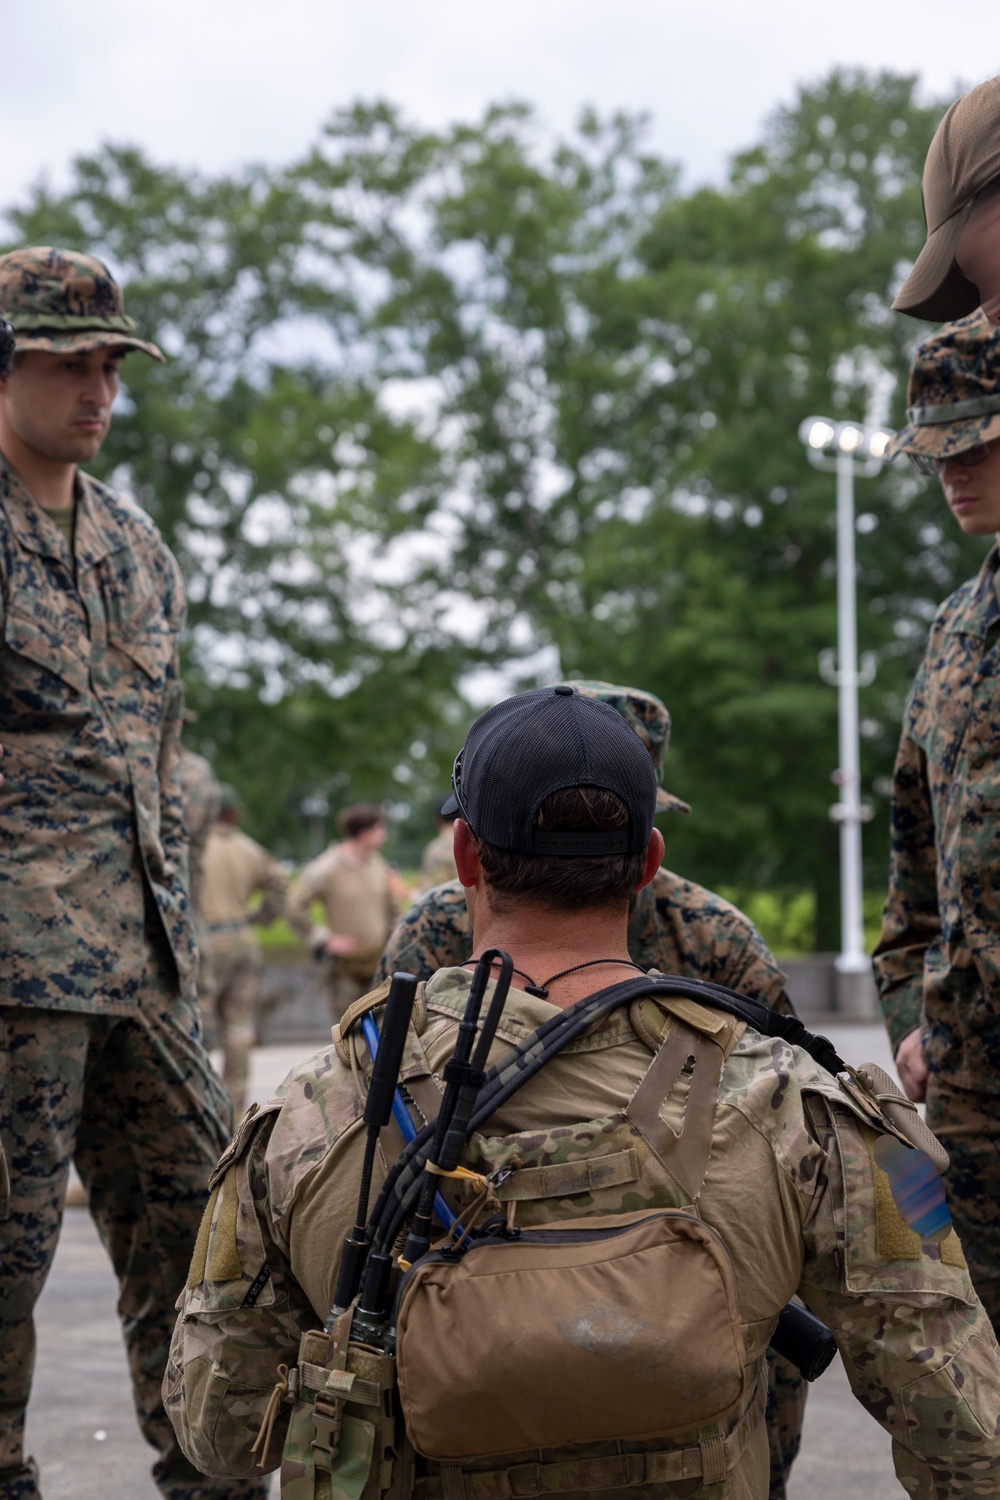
left=0, top=248, right=254, bottom=1500
left=288, top=803, right=400, bottom=1022
left=201, top=787, right=287, bottom=1116
left=875, top=311, right=1000, bottom=1336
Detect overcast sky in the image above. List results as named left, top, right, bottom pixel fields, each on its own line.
left=2, top=1, right=997, bottom=214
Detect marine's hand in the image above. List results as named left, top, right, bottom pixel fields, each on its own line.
left=895, top=1027, right=929, bottom=1103
left=324, top=932, right=359, bottom=958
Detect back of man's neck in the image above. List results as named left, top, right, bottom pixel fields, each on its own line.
left=469, top=901, right=634, bottom=1010
left=0, top=437, right=76, bottom=511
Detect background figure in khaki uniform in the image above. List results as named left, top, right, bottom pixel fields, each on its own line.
left=415, top=795, right=459, bottom=892
left=875, top=313, right=1000, bottom=1336
left=288, top=803, right=400, bottom=1022
left=177, top=736, right=222, bottom=1028
left=376, top=681, right=804, bottom=1500
left=201, top=786, right=287, bottom=1117
left=0, top=249, right=257, bottom=1500
left=166, top=687, right=1000, bottom=1500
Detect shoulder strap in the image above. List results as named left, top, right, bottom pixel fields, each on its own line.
left=367, top=974, right=844, bottom=1250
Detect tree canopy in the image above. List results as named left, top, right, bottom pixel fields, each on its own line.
left=4, top=68, right=981, bottom=946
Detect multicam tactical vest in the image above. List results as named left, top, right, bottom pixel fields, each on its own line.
left=274, top=987, right=773, bottom=1500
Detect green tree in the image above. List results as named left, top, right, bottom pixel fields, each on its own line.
left=4, top=71, right=981, bottom=940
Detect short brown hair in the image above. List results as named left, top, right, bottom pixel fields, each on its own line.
left=337, top=803, right=386, bottom=839
left=476, top=786, right=645, bottom=914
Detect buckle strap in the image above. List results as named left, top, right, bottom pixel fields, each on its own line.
left=413, top=1377, right=767, bottom=1500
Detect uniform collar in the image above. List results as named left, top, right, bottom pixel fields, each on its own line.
left=0, top=454, right=127, bottom=573
left=949, top=544, right=1000, bottom=636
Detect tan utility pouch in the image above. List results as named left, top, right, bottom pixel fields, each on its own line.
left=395, top=1208, right=746, bottom=1464
left=280, top=1325, right=408, bottom=1500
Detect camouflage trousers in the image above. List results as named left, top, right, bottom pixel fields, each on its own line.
left=202, top=927, right=263, bottom=1119
left=927, top=1079, right=1000, bottom=1336
left=764, top=1350, right=806, bottom=1500
left=0, top=940, right=266, bottom=1500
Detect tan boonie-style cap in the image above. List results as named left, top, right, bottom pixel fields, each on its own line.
left=887, top=310, right=1000, bottom=462
left=557, top=678, right=691, bottom=815
left=0, top=246, right=164, bottom=361
left=894, top=75, right=1000, bottom=322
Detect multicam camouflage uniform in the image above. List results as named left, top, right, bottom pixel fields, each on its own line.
left=875, top=312, right=1000, bottom=1337
left=376, top=682, right=803, bottom=1500
left=0, top=248, right=252, bottom=1500
left=202, top=820, right=288, bottom=1116
left=165, top=967, right=1000, bottom=1499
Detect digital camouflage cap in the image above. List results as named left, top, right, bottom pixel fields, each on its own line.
left=558, top=679, right=691, bottom=814
left=0, top=246, right=164, bottom=361
left=887, top=309, right=1000, bottom=463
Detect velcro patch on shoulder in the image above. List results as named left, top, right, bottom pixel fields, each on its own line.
left=864, top=1132, right=966, bottom=1270
left=631, top=994, right=742, bottom=1055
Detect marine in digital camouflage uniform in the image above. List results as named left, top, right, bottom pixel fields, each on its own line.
left=414, top=797, right=459, bottom=894
left=166, top=687, right=1000, bottom=1500
left=0, top=249, right=258, bottom=1500
left=377, top=683, right=802, bottom=1500
left=875, top=311, right=1000, bottom=1339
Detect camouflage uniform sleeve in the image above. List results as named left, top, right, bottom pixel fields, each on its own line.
left=157, top=551, right=190, bottom=900
left=872, top=730, right=938, bottom=1054
left=716, top=924, right=793, bottom=1017
left=164, top=1110, right=315, bottom=1477
left=798, top=1097, right=1000, bottom=1497
left=374, top=882, right=472, bottom=984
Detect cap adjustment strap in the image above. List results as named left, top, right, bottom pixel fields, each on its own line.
left=9, top=312, right=139, bottom=334
left=907, top=392, right=1000, bottom=425
left=532, top=830, right=630, bottom=855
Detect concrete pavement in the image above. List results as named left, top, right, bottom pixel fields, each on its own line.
left=28, top=1026, right=908, bottom=1497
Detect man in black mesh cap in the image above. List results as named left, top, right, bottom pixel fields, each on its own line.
left=167, top=686, right=1000, bottom=1500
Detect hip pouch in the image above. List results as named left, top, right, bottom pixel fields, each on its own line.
left=395, top=1208, right=746, bottom=1463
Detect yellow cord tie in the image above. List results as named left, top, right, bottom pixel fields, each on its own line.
left=251, top=1363, right=290, bottom=1470
left=425, top=1162, right=490, bottom=1190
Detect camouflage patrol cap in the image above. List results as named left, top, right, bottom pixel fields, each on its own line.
left=887, top=310, right=1000, bottom=463
left=557, top=679, right=690, bottom=815
left=0, top=247, right=164, bottom=361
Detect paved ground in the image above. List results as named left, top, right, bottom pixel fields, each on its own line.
left=28, top=1025, right=908, bottom=1498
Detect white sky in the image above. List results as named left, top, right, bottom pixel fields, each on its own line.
left=2, top=1, right=997, bottom=213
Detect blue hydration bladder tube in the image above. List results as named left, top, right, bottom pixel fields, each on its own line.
left=360, top=1011, right=456, bottom=1231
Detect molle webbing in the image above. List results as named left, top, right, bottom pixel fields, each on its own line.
left=368, top=975, right=845, bottom=1252
left=412, top=1378, right=767, bottom=1500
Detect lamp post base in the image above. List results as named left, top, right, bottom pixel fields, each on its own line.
left=834, top=966, right=880, bottom=1020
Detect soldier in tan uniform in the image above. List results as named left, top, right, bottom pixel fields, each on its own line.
left=415, top=797, right=459, bottom=893
left=202, top=787, right=288, bottom=1115
left=0, top=249, right=257, bottom=1500
left=288, top=804, right=400, bottom=1022
left=167, top=687, right=1000, bottom=1500
left=875, top=312, right=1000, bottom=1336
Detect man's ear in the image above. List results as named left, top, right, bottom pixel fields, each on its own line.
left=636, top=828, right=665, bottom=891
left=453, top=819, right=481, bottom=889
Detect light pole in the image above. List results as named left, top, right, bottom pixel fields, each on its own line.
left=798, top=416, right=893, bottom=1015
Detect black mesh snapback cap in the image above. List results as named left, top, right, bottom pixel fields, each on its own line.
left=441, top=685, right=657, bottom=857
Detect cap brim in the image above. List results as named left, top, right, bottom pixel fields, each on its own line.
left=888, top=409, right=1000, bottom=462
left=656, top=787, right=690, bottom=816
left=440, top=792, right=460, bottom=817
left=13, top=329, right=165, bottom=362
left=893, top=203, right=980, bottom=322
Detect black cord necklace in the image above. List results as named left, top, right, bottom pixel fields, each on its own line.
left=467, top=954, right=645, bottom=999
